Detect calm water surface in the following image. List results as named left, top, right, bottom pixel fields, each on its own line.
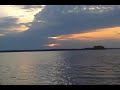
left=0, top=50, right=120, bottom=85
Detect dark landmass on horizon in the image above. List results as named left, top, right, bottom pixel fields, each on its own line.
left=0, top=47, right=120, bottom=53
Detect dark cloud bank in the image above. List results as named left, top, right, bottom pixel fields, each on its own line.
left=1, top=5, right=120, bottom=50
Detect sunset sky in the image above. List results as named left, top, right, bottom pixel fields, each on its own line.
left=1, top=5, right=120, bottom=50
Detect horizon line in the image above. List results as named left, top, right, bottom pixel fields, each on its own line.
left=0, top=48, right=120, bottom=53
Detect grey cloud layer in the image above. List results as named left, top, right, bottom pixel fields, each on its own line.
left=0, top=17, right=19, bottom=28
left=15, top=5, right=44, bottom=12
left=1, top=5, right=120, bottom=50
left=29, top=5, right=120, bottom=37
left=0, top=16, right=31, bottom=35
left=0, top=17, right=20, bottom=34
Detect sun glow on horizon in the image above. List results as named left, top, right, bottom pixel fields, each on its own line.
left=45, top=44, right=61, bottom=47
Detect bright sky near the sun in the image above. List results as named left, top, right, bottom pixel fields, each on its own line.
left=0, top=5, right=44, bottom=22
left=0, top=5, right=44, bottom=33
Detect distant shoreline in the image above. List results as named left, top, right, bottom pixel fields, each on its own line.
left=0, top=48, right=120, bottom=53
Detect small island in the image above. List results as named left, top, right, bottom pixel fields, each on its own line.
left=91, top=46, right=106, bottom=50
left=83, top=46, right=106, bottom=50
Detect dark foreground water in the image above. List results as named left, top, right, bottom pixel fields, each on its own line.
left=0, top=50, right=120, bottom=85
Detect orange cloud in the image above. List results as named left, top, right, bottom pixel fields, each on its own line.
left=49, top=27, right=120, bottom=41
left=15, top=25, right=29, bottom=32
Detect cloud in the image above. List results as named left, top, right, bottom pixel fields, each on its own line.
left=1, top=5, right=120, bottom=50
left=15, top=5, right=45, bottom=12
left=19, top=22, right=32, bottom=27
left=0, top=16, right=19, bottom=28
left=28, top=5, right=120, bottom=37
left=20, top=5, right=43, bottom=9
left=0, top=16, right=20, bottom=34
left=0, top=16, right=31, bottom=35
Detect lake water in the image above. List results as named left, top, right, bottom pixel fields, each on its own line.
left=0, top=50, right=120, bottom=85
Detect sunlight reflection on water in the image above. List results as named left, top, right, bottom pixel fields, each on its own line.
left=0, top=50, right=120, bottom=85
